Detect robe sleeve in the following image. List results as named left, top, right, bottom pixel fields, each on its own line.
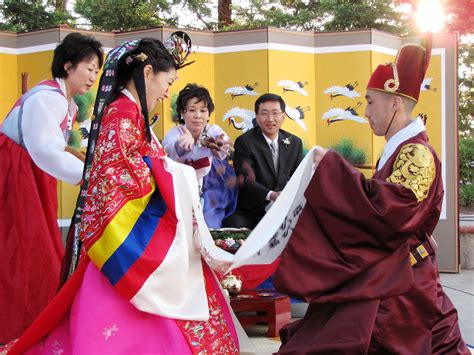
left=22, top=90, right=83, bottom=184
left=274, top=148, right=440, bottom=303
left=311, top=149, right=437, bottom=243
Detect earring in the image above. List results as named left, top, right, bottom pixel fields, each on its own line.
left=145, top=81, right=149, bottom=93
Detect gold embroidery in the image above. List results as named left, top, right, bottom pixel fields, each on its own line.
left=386, top=143, right=435, bottom=202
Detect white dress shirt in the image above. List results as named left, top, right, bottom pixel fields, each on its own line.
left=262, top=133, right=279, bottom=201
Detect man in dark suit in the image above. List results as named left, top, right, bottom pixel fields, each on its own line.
left=224, top=93, right=303, bottom=229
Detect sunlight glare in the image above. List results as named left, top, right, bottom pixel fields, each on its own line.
left=415, top=0, right=446, bottom=33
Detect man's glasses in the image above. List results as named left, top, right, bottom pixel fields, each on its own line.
left=257, top=111, right=284, bottom=118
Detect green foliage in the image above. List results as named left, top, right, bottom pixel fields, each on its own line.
left=0, top=0, right=73, bottom=31
left=226, top=0, right=324, bottom=31
left=225, top=0, right=408, bottom=33
left=170, top=93, right=179, bottom=123
left=210, top=228, right=251, bottom=241
left=321, top=0, right=407, bottom=34
left=330, top=138, right=367, bottom=166
left=74, top=89, right=96, bottom=123
left=459, top=137, right=474, bottom=179
left=458, top=39, right=473, bottom=139
left=459, top=137, right=473, bottom=207
left=460, top=184, right=474, bottom=207
left=67, top=129, right=81, bottom=150
left=74, top=0, right=174, bottom=31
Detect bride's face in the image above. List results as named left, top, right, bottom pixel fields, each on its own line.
left=146, top=67, right=177, bottom=112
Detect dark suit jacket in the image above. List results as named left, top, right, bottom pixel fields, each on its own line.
left=231, top=127, right=303, bottom=223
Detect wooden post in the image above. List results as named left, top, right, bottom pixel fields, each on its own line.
left=21, top=72, right=29, bottom=94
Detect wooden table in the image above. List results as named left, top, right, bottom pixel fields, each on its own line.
left=230, top=289, right=291, bottom=337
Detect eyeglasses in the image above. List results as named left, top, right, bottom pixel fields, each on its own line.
left=257, top=111, right=284, bottom=118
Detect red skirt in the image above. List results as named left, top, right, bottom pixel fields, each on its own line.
left=0, top=133, right=63, bottom=343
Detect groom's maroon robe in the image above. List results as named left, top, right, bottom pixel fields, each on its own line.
left=274, top=132, right=468, bottom=354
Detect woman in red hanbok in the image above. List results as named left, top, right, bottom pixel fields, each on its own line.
left=0, top=33, right=103, bottom=344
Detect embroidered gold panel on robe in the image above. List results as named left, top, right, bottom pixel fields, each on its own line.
left=386, top=143, right=435, bottom=202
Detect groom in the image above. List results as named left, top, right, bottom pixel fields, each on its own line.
left=273, top=36, right=469, bottom=354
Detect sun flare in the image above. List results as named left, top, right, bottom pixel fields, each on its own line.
left=415, top=0, right=446, bottom=33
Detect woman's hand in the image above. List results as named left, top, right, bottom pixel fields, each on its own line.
left=177, top=125, right=194, bottom=151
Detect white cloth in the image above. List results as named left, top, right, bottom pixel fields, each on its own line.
left=377, top=117, right=426, bottom=170
left=114, top=125, right=314, bottom=329
left=19, top=78, right=82, bottom=184
left=121, top=88, right=136, bottom=104
left=131, top=134, right=255, bottom=349
left=130, top=157, right=210, bottom=320
left=140, top=158, right=255, bottom=349
left=96, top=91, right=210, bottom=321
left=191, top=147, right=317, bottom=274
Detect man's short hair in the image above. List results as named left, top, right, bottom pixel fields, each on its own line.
left=254, top=93, right=286, bottom=114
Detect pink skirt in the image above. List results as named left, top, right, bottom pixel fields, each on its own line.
left=23, top=261, right=238, bottom=354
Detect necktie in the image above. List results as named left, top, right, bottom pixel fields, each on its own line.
left=270, top=141, right=278, bottom=171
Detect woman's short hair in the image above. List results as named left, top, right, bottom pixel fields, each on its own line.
left=176, top=83, right=215, bottom=123
left=51, top=32, right=103, bottom=78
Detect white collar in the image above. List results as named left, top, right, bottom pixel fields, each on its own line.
left=55, top=78, right=77, bottom=120
left=262, top=132, right=279, bottom=147
left=377, top=116, right=426, bottom=170
left=55, top=78, right=68, bottom=99
left=121, top=88, right=137, bottom=103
